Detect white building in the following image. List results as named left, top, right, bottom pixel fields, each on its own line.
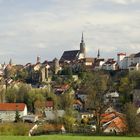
left=0, top=103, right=27, bottom=122
left=94, top=59, right=105, bottom=70
left=102, top=59, right=118, bottom=71
left=45, top=110, right=65, bottom=120
left=22, top=115, right=38, bottom=123
left=128, top=63, right=140, bottom=71
left=120, top=52, right=140, bottom=70
left=117, top=53, right=126, bottom=69
left=104, top=91, right=119, bottom=105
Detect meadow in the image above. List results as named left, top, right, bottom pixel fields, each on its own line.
left=0, top=135, right=140, bottom=140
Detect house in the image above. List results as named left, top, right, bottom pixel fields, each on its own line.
left=73, top=99, right=83, bottom=111
left=104, top=91, right=119, bottom=105
left=54, top=84, right=70, bottom=95
left=102, top=59, right=118, bottom=71
left=128, top=63, right=140, bottom=71
left=94, top=58, right=105, bottom=70
left=45, top=110, right=65, bottom=120
left=105, top=106, right=117, bottom=114
left=80, top=112, right=94, bottom=120
left=83, top=58, right=95, bottom=66
left=120, top=52, right=140, bottom=70
left=33, top=62, right=41, bottom=71
left=103, top=117, right=127, bottom=133
left=22, top=115, right=38, bottom=123
left=76, top=88, right=88, bottom=102
left=101, top=111, right=127, bottom=133
left=0, top=103, right=27, bottom=122
left=117, top=53, right=126, bottom=69
left=45, top=101, right=54, bottom=111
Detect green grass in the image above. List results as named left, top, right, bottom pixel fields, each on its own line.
left=0, top=135, right=140, bottom=140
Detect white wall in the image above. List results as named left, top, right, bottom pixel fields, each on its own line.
left=0, top=106, right=27, bottom=122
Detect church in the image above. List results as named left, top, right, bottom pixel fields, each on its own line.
left=60, top=33, right=86, bottom=63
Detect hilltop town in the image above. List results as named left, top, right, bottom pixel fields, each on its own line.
left=0, top=34, right=140, bottom=136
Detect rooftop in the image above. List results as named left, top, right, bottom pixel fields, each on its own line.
left=0, top=103, right=26, bottom=111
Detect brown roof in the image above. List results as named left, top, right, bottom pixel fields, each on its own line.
left=46, top=101, right=54, bottom=108
left=0, top=103, right=26, bottom=111
left=117, top=53, right=126, bottom=56
left=104, top=59, right=116, bottom=65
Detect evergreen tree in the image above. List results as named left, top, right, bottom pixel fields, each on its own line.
left=15, top=109, right=20, bottom=122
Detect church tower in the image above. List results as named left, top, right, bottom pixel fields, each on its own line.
left=80, top=32, right=86, bottom=58
left=97, top=49, right=100, bottom=59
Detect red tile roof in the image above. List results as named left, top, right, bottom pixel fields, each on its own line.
left=117, top=53, right=126, bottom=56
left=0, top=103, right=26, bottom=111
left=46, top=101, right=54, bottom=108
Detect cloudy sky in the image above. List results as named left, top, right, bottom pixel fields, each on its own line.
left=0, top=0, right=140, bottom=64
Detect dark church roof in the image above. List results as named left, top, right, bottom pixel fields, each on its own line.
left=134, top=52, right=140, bottom=58
left=60, top=50, right=80, bottom=62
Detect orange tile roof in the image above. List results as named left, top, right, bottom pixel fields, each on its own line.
left=101, top=113, right=116, bottom=123
left=0, top=103, right=26, bottom=111
left=107, top=117, right=127, bottom=132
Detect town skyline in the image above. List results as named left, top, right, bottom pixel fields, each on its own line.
left=0, top=0, right=140, bottom=64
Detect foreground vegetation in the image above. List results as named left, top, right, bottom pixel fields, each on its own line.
left=1, top=70, right=140, bottom=135
left=0, top=135, right=140, bottom=140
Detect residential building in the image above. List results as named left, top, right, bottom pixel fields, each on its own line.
left=128, top=63, right=140, bottom=71
left=104, top=92, right=119, bottom=105
left=45, top=110, right=65, bottom=120
left=102, top=59, right=118, bottom=71
left=94, top=58, right=105, bottom=70
left=0, top=103, right=27, bottom=122
left=45, top=101, right=54, bottom=111
left=117, top=53, right=126, bottom=69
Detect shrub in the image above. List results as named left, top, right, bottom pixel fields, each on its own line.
left=0, top=122, right=33, bottom=136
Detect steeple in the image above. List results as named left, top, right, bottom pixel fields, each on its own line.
left=37, top=56, right=40, bottom=63
left=80, top=32, right=86, bottom=58
left=9, top=58, right=12, bottom=66
left=81, top=32, right=84, bottom=43
left=97, top=49, right=100, bottom=58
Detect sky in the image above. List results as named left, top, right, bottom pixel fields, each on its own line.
left=0, top=0, right=140, bottom=64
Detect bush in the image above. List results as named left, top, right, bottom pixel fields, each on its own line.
left=33, top=124, right=62, bottom=135
left=0, top=122, right=33, bottom=136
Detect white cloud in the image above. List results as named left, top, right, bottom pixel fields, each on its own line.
left=105, top=0, right=140, bottom=5
left=0, top=0, right=140, bottom=63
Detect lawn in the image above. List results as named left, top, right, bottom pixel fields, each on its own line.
left=0, top=135, right=140, bottom=140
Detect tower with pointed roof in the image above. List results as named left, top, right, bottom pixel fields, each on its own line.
left=9, top=58, right=12, bottom=66
left=79, top=32, right=86, bottom=59
left=97, top=49, right=100, bottom=59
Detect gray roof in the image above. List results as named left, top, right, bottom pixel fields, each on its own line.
left=134, top=52, right=140, bottom=58
left=128, top=54, right=136, bottom=58
left=60, top=50, right=80, bottom=61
